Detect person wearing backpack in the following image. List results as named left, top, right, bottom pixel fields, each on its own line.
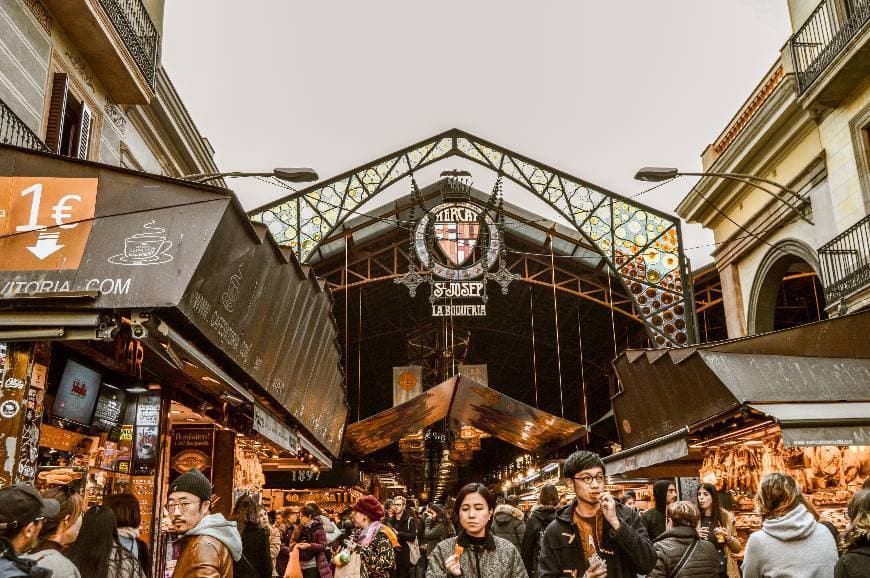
left=520, top=484, right=559, bottom=578
left=648, top=501, right=720, bottom=578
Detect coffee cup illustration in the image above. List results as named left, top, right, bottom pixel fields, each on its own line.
left=109, top=221, right=175, bottom=266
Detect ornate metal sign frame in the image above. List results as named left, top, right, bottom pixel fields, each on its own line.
left=250, top=129, right=696, bottom=346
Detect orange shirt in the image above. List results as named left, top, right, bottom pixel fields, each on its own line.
left=572, top=509, right=603, bottom=560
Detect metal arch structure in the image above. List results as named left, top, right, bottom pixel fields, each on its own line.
left=249, top=129, right=696, bottom=346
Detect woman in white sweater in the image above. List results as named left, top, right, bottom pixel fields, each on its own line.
left=741, top=472, right=838, bottom=578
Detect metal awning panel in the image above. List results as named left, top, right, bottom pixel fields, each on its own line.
left=450, top=377, right=588, bottom=453
left=0, top=145, right=349, bottom=458
left=749, top=402, right=870, bottom=446
left=343, top=375, right=588, bottom=456
left=604, top=432, right=689, bottom=476
left=780, top=426, right=870, bottom=447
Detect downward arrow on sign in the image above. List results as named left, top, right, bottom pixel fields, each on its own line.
left=27, top=234, right=65, bottom=260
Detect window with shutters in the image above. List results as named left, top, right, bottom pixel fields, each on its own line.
left=44, top=71, right=97, bottom=161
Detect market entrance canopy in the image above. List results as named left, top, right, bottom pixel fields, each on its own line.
left=0, top=145, right=348, bottom=458
left=342, top=374, right=588, bottom=456
left=606, top=310, right=870, bottom=475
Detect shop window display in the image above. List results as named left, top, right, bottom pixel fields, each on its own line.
left=699, top=430, right=868, bottom=551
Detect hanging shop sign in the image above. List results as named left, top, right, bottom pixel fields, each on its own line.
left=396, top=172, right=520, bottom=316
left=253, top=404, right=299, bottom=453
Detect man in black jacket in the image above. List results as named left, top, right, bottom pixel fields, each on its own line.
left=640, top=479, right=677, bottom=541
left=538, top=451, right=656, bottom=578
left=385, top=495, right=418, bottom=578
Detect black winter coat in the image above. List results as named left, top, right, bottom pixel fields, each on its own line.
left=386, top=512, right=419, bottom=567
left=648, top=526, right=720, bottom=578
left=239, top=526, right=273, bottom=578
left=537, top=500, right=656, bottom=578
left=520, top=507, right=556, bottom=577
left=835, top=545, right=870, bottom=578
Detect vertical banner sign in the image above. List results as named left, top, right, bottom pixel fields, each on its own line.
left=0, top=177, right=98, bottom=271
left=458, top=364, right=488, bottom=386
left=393, top=366, right=422, bottom=406
left=169, top=425, right=215, bottom=483
left=133, top=393, right=161, bottom=475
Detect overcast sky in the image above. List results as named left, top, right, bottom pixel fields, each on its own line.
left=162, top=1, right=792, bottom=268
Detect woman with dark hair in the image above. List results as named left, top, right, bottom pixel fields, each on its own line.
left=66, top=505, right=144, bottom=578
left=24, top=486, right=83, bottom=578
left=419, top=505, right=453, bottom=577
left=103, top=494, right=149, bottom=577
left=426, top=483, right=527, bottom=578
left=232, top=494, right=272, bottom=578
left=295, top=504, right=332, bottom=578
left=835, top=488, right=870, bottom=577
left=742, top=472, right=838, bottom=578
left=521, top=484, right=559, bottom=578
left=695, top=483, right=740, bottom=578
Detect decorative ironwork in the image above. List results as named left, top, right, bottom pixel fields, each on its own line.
left=791, top=0, right=870, bottom=94
left=251, top=129, right=694, bottom=346
left=98, top=0, right=160, bottom=90
left=819, top=212, right=870, bottom=302
left=0, top=98, right=49, bottom=152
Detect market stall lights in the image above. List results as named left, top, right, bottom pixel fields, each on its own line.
left=201, top=376, right=220, bottom=385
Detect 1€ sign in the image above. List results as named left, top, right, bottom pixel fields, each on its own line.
left=0, top=177, right=98, bottom=271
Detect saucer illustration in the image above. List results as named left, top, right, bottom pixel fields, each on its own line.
left=108, top=253, right=173, bottom=266
left=108, top=220, right=174, bottom=267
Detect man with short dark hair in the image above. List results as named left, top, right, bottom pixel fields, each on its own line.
left=641, top=480, right=678, bottom=541
left=538, top=451, right=655, bottom=578
left=0, top=484, right=58, bottom=578
left=385, top=494, right=418, bottom=578
left=167, top=468, right=242, bottom=578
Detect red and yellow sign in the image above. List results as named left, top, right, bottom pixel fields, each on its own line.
left=0, top=177, right=98, bottom=271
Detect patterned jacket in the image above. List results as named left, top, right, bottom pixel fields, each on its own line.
left=358, top=527, right=395, bottom=578
left=426, top=531, right=527, bottom=578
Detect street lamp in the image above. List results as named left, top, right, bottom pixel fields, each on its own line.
left=634, top=167, right=812, bottom=224
left=182, top=167, right=319, bottom=185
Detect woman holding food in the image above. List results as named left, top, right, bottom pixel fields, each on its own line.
left=426, top=483, right=527, bottom=578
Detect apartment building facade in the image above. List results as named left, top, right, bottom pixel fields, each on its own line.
left=677, top=0, right=869, bottom=337
left=0, top=0, right=217, bottom=176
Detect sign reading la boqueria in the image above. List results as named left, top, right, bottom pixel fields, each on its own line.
left=396, top=172, right=520, bottom=316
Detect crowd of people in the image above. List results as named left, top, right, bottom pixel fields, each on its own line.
left=3, top=452, right=870, bottom=578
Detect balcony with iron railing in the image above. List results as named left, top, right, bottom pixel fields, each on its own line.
left=42, top=0, right=160, bottom=104
left=819, top=213, right=870, bottom=305
left=0, top=98, right=49, bottom=153
left=790, top=0, right=870, bottom=104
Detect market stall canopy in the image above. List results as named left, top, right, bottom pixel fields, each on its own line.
left=342, top=374, right=588, bottom=456
left=605, top=311, right=870, bottom=475
left=0, top=145, right=348, bottom=457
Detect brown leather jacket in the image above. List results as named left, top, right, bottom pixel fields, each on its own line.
left=174, top=534, right=234, bottom=578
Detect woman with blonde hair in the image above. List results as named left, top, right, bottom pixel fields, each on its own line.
left=742, top=472, right=837, bottom=578
left=835, top=489, right=870, bottom=578
left=25, top=486, right=84, bottom=578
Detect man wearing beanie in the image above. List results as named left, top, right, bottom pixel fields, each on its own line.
left=538, top=451, right=655, bottom=578
left=168, top=468, right=243, bottom=577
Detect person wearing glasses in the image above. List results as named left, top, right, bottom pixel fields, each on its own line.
left=0, top=484, right=59, bottom=578
left=166, top=468, right=243, bottom=578
left=537, top=451, right=655, bottom=578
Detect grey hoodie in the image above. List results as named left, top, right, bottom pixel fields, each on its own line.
left=186, top=513, right=244, bottom=562
left=741, top=503, right=838, bottom=578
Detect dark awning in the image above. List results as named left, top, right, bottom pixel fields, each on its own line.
left=0, top=145, right=348, bottom=457
left=611, top=311, right=870, bottom=457
left=342, top=374, right=588, bottom=456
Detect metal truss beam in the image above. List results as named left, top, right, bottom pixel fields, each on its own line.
left=250, top=129, right=694, bottom=346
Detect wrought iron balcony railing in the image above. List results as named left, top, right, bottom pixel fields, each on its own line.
left=819, top=213, right=870, bottom=303
left=790, top=0, right=870, bottom=93
left=0, top=98, right=49, bottom=152
left=98, top=0, right=159, bottom=90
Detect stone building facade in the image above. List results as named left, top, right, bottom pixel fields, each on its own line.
left=677, top=0, right=869, bottom=337
left=0, top=0, right=218, bottom=176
